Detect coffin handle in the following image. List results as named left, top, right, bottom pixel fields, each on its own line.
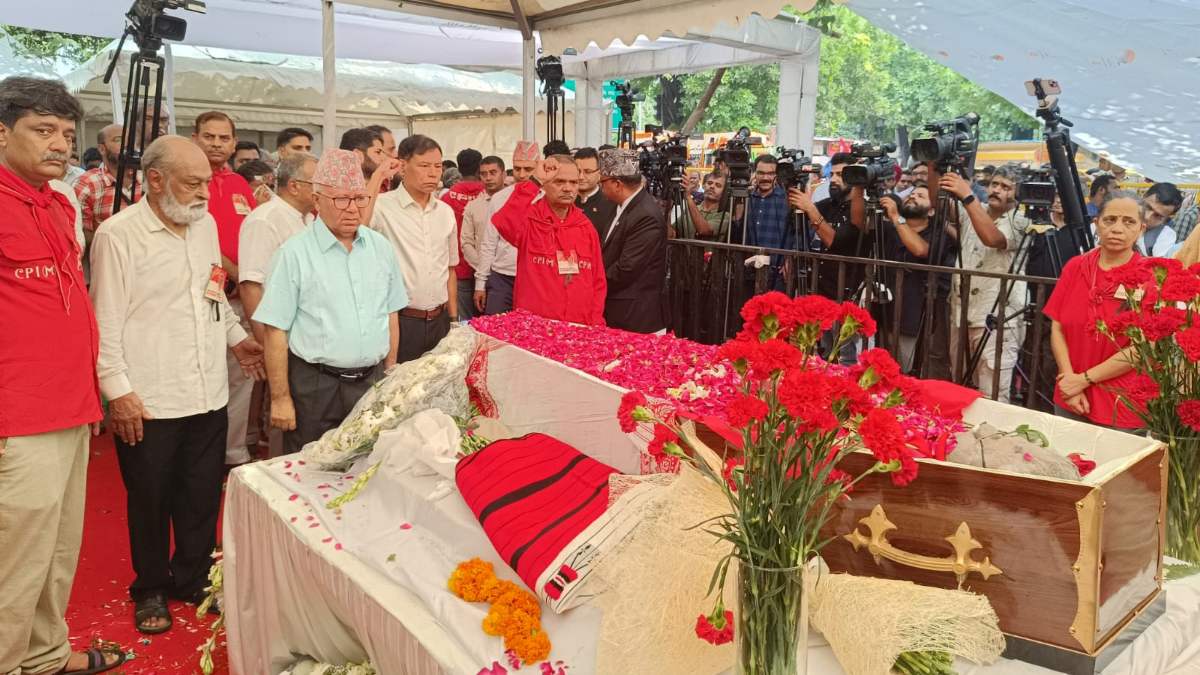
left=844, top=504, right=1004, bottom=589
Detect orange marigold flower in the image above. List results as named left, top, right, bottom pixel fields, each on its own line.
left=448, top=558, right=498, bottom=602
left=507, top=627, right=552, bottom=664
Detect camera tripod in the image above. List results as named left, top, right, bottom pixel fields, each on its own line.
left=103, top=27, right=167, bottom=213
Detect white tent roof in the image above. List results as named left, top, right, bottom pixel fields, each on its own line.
left=847, top=0, right=1200, bottom=182
left=65, top=43, right=536, bottom=118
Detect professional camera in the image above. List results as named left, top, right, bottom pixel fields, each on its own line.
left=716, top=127, right=755, bottom=197
left=128, top=0, right=205, bottom=45
left=535, top=56, right=565, bottom=94
left=842, top=141, right=898, bottom=192
left=910, top=112, right=980, bottom=171
left=1016, top=164, right=1057, bottom=224
left=637, top=127, right=689, bottom=198
left=613, top=81, right=643, bottom=120
left=775, top=146, right=822, bottom=192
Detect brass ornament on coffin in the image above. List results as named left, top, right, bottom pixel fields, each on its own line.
left=843, top=504, right=1004, bottom=589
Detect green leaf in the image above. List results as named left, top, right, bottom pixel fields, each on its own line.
left=1014, top=424, right=1049, bottom=447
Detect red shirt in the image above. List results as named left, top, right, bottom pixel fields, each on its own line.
left=1043, top=249, right=1143, bottom=429
left=207, top=166, right=256, bottom=264
left=492, top=180, right=607, bottom=326
left=441, top=180, right=486, bottom=280
left=0, top=164, right=102, bottom=437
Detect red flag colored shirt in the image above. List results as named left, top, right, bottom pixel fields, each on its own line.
left=441, top=180, right=486, bottom=280
left=207, top=165, right=256, bottom=264
left=0, top=164, right=102, bottom=437
left=1043, top=249, right=1144, bottom=429
left=492, top=180, right=607, bottom=326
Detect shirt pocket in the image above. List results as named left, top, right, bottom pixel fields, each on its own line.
left=0, top=233, right=55, bottom=281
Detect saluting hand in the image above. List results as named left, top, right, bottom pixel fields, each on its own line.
left=533, top=157, right=559, bottom=185
left=110, top=392, right=153, bottom=446
left=232, top=337, right=267, bottom=381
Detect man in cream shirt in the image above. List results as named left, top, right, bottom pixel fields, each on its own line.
left=90, top=136, right=265, bottom=634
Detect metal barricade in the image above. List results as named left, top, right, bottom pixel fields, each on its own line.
left=665, top=239, right=1059, bottom=408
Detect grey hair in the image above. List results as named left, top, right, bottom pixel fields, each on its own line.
left=1099, top=189, right=1141, bottom=215
left=989, top=164, right=1020, bottom=184
left=549, top=154, right=576, bottom=168
left=276, top=151, right=317, bottom=188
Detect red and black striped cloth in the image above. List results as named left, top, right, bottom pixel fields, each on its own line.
left=456, top=433, right=618, bottom=594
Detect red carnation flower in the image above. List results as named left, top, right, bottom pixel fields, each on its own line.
left=825, top=468, right=853, bottom=492
left=839, top=302, right=877, bottom=338
left=791, top=295, right=841, bottom=331
left=722, top=457, right=744, bottom=492
left=1178, top=400, right=1200, bottom=433
left=853, top=348, right=901, bottom=389
left=859, top=408, right=907, bottom=464
left=827, top=376, right=873, bottom=417
left=889, top=453, right=919, bottom=487
left=1146, top=257, right=1184, bottom=285
left=1160, top=272, right=1200, bottom=304
left=718, top=337, right=757, bottom=374
left=740, top=291, right=795, bottom=341
left=647, top=423, right=680, bottom=459
left=778, top=370, right=838, bottom=432
left=1176, top=326, right=1200, bottom=361
left=617, top=391, right=647, bottom=433
left=1136, top=307, right=1187, bottom=342
left=744, top=340, right=802, bottom=381
left=726, top=394, right=769, bottom=428
left=695, top=610, right=735, bottom=645
left=1120, top=373, right=1161, bottom=404
left=1107, top=258, right=1152, bottom=291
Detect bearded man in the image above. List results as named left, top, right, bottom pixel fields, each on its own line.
left=90, top=135, right=265, bottom=634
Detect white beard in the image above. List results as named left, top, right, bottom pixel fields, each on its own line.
left=160, top=185, right=209, bottom=225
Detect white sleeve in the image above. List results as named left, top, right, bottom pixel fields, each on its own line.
left=89, top=227, right=134, bottom=401
left=476, top=221, right=498, bottom=291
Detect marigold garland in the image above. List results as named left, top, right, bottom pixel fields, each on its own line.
left=449, top=558, right=552, bottom=665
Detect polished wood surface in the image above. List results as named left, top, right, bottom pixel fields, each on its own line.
left=821, top=453, right=1094, bottom=650
left=1095, top=445, right=1166, bottom=643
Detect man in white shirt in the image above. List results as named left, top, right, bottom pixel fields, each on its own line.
left=460, top=155, right=506, bottom=282
left=473, top=140, right=540, bottom=314
left=372, top=134, right=459, bottom=362
left=90, top=136, right=265, bottom=634
left=941, top=164, right=1026, bottom=402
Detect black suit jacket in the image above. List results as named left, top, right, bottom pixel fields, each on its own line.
left=601, top=189, right=667, bottom=333
left=577, top=189, right=617, bottom=240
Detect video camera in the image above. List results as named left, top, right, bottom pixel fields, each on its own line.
left=775, top=146, right=822, bottom=193
left=613, top=81, right=643, bottom=121
left=716, top=127, right=755, bottom=197
left=842, top=141, right=898, bottom=194
left=127, top=0, right=205, bottom=47
left=637, top=126, right=689, bottom=198
left=1016, top=164, right=1057, bottom=224
left=910, top=112, right=980, bottom=172
left=536, top=56, right=565, bottom=95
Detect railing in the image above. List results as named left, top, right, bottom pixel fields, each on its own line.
left=664, top=239, right=1060, bottom=409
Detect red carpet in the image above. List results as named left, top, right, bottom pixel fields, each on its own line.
left=67, top=432, right=229, bottom=674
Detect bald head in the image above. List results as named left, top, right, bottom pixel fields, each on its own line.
left=97, top=123, right=124, bottom=169
left=143, top=135, right=213, bottom=227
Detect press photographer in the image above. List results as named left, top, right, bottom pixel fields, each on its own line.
left=878, top=183, right=957, bottom=376
left=674, top=171, right=730, bottom=240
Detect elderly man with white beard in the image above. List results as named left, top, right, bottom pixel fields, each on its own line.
left=90, top=135, right=265, bottom=634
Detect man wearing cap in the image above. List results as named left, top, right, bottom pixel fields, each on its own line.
left=491, top=154, right=606, bottom=325
left=473, top=140, right=540, bottom=315
left=597, top=148, right=667, bottom=333
left=255, top=150, right=409, bottom=453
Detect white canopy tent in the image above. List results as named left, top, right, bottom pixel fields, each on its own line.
left=846, top=0, right=1200, bottom=182
left=2, top=0, right=822, bottom=155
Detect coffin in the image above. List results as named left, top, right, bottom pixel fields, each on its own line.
left=820, top=398, right=1166, bottom=673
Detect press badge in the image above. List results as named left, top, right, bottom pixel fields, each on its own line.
left=205, top=264, right=228, bottom=302
left=556, top=250, right=580, bottom=275
left=232, top=193, right=252, bottom=216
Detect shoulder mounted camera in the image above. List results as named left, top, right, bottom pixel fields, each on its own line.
left=910, top=112, right=980, bottom=172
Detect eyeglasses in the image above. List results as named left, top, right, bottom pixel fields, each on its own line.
left=317, top=192, right=371, bottom=210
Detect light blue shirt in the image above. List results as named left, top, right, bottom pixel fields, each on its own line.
left=254, top=218, right=409, bottom=368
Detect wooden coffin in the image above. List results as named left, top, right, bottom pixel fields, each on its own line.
left=820, top=399, right=1166, bottom=669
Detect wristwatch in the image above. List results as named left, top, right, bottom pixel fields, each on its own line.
left=960, top=194, right=977, bottom=206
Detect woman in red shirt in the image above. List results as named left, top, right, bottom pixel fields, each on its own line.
left=1044, top=192, right=1145, bottom=428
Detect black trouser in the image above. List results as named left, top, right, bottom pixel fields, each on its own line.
left=115, top=408, right=227, bottom=602
left=284, top=353, right=381, bottom=454
left=484, top=272, right=515, bottom=315
left=398, top=311, right=451, bottom=364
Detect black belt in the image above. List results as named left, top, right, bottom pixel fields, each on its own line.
left=292, top=353, right=379, bottom=381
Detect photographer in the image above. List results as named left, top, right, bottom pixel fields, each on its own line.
left=879, top=183, right=956, bottom=375
left=674, top=171, right=730, bottom=240
left=787, top=152, right=867, bottom=363
left=937, top=163, right=1027, bottom=402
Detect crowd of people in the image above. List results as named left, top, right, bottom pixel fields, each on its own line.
left=2, top=70, right=1197, bottom=673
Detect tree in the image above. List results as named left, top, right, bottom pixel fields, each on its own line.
left=625, top=4, right=1038, bottom=143
left=1, top=25, right=108, bottom=66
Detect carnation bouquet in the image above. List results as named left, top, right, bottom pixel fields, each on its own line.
left=619, top=292, right=926, bottom=675
left=1097, top=256, right=1200, bottom=562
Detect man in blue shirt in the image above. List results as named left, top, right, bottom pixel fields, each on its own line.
left=255, top=150, right=409, bottom=453
left=744, top=154, right=791, bottom=250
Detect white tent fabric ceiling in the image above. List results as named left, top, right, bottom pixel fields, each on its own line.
left=846, top=0, right=1200, bottom=182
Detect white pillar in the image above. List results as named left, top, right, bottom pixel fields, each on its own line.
left=521, top=37, right=537, bottom=141
left=575, top=75, right=607, bottom=149
left=322, top=0, right=337, bottom=153
left=777, top=50, right=820, bottom=156
left=163, top=43, right=177, bottom=134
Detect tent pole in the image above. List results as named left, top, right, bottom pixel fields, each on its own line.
left=776, top=48, right=819, bottom=155
left=322, top=0, right=337, bottom=152
left=521, top=36, right=536, bottom=141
